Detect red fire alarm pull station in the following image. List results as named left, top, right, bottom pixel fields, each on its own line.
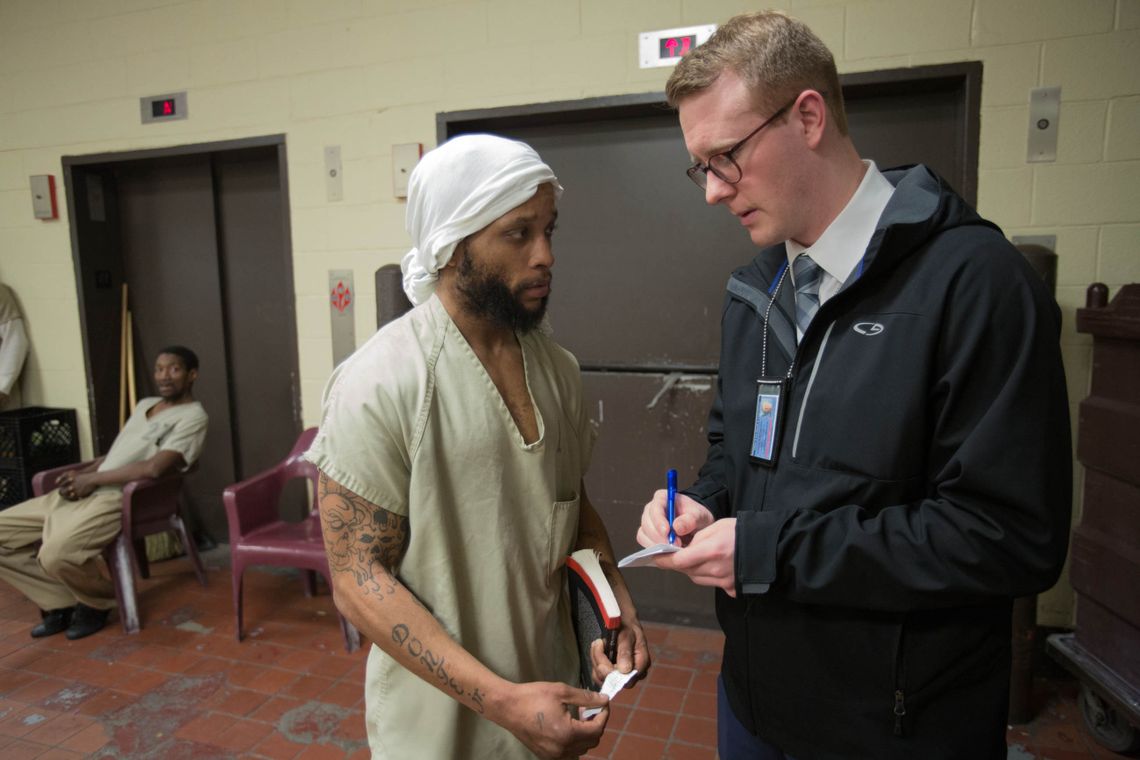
left=30, top=175, right=58, bottom=220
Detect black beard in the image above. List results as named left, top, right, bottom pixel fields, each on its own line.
left=456, top=255, right=547, bottom=333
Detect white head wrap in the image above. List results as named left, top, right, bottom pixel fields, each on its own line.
left=401, top=134, right=562, bottom=305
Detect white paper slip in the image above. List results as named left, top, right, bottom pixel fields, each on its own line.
left=617, top=543, right=680, bottom=568
left=583, top=668, right=639, bottom=719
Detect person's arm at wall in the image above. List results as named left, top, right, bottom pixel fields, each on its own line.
left=57, top=450, right=184, bottom=500
left=318, top=472, right=609, bottom=760
left=574, top=483, right=650, bottom=684
left=0, top=318, right=29, bottom=404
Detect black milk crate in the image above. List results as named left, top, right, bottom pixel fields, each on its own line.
left=0, top=407, right=79, bottom=464
left=0, top=453, right=79, bottom=509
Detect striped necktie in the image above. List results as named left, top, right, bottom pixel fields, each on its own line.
left=793, top=253, right=822, bottom=337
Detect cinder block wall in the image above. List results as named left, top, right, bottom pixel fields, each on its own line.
left=1, top=0, right=1137, bottom=626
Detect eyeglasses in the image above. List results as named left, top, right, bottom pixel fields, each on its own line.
left=685, top=95, right=799, bottom=189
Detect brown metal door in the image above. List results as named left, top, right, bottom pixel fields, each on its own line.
left=68, top=140, right=302, bottom=542
left=115, top=154, right=238, bottom=541
left=445, top=63, right=979, bottom=627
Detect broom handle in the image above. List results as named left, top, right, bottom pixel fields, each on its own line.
left=119, top=284, right=128, bottom=429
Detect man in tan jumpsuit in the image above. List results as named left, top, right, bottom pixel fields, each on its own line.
left=308, top=135, right=650, bottom=759
left=0, top=346, right=207, bottom=640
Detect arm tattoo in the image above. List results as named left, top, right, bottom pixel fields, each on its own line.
left=319, top=473, right=409, bottom=600
left=393, top=622, right=484, bottom=713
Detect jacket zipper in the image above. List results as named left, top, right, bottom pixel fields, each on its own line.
left=892, top=617, right=908, bottom=736
left=791, top=320, right=836, bottom=458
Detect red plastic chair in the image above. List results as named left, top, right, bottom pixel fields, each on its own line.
left=31, top=462, right=207, bottom=634
left=222, top=427, right=360, bottom=652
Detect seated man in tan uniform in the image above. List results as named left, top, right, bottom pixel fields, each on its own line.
left=307, top=135, right=650, bottom=760
left=0, top=346, right=208, bottom=640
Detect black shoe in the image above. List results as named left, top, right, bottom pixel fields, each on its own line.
left=30, top=607, right=75, bottom=638
left=65, top=603, right=110, bottom=640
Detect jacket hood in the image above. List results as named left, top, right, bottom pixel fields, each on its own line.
left=864, top=165, right=1000, bottom=276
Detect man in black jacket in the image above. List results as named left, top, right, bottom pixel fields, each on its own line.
left=636, top=11, right=1072, bottom=760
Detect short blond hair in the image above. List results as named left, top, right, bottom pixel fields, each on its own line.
left=665, top=11, right=848, bottom=136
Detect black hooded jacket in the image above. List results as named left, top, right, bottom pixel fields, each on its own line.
left=683, top=165, right=1072, bottom=760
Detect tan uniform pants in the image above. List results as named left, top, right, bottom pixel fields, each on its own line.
left=0, top=488, right=122, bottom=610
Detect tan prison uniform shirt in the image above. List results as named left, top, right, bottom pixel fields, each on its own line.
left=99, top=397, right=209, bottom=490
left=307, top=294, right=594, bottom=760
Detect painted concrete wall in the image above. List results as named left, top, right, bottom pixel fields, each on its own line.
left=1, top=0, right=1138, bottom=626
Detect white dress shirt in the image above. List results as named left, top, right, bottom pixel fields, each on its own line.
left=786, top=160, right=895, bottom=340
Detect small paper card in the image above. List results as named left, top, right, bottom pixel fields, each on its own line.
left=582, top=669, right=639, bottom=719
left=617, top=543, right=681, bottom=568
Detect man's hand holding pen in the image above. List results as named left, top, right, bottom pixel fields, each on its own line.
left=637, top=490, right=739, bottom=598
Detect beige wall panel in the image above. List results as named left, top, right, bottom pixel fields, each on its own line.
left=284, top=0, right=365, bottom=27
left=1054, top=100, right=1108, bottom=165
left=7, top=59, right=128, bottom=113
left=126, top=50, right=191, bottom=97
left=289, top=68, right=370, bottom=121
left=527, top=33, right=629, bottom=90
left=192, top=80, right=292, bottom=130
left=1042, top=30, right=1140, bottom=101
left=788, top=6, right=845, bottom=58
left=348, top=5, right=489, bottom=66
left=978, top=167, right=1033, bottom=228
left=360, top=58, right=448, bottom=107
left=287, top=160, right=331, bottom=209
left=442, top=46, right=538, bottom=100
left=582, top=0, right=682, bottom=34
left=256, top=25, right=354, bottom=79
left=287, top=207, right=329, bottom=253
left=1052, top=226, right=1100, bottom=290
left=0, top=190, right=28, bottom=229
left=972, top=0, right=1114, bottom=47
left=324, top=203, right=386, bottom=251
left=189, top=40, right=261, bottom=88
left=185, top=0, right=290, bottom=42
left=296, top=294, right=333, bottom=340
left=681, top=0, right=769, bottom=26
left=0, top=154, right=24, bottom=191
left=1106, top=96, right=1140, bottom=161
left=1098, top=224, right=1140, bottom=284
left=341, top=156, right=387, bottom=205
left=913, top=44, right=1041, bottom=108
left=0, top=21, right=92, bottom=73
left=846, top=0, right=971, bottom=60
left=88, top=4, right=197, bottom=59
left=1034, top=162, right=1140, bottom=226
left=488, top=0, right=581, bottom=44
left=979, top=106, right=1027, bottom=169
left=22, top=308, right=85, bottom=373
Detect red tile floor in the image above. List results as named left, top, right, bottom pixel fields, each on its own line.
left=0, top=545, right=1134, bottom=759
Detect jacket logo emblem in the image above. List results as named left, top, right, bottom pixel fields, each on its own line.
left=853, top=322, right=884, bottom=336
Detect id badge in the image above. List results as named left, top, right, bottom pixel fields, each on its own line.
left=750, top=377, right=787, bottom=467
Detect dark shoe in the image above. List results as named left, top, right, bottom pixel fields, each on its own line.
left=30, top=607, right=74, bottom=638
left=65, top=603, right=110, bottom=640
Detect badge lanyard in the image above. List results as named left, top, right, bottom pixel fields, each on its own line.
left=750, top=264, right=795, bottom=467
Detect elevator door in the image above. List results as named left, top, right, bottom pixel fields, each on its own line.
left=69, top=141, right=302, bottom=542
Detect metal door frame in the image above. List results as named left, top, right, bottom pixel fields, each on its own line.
left=438, top=62, right=981, bottom=206
left=61, top=134, right=301, bottom=456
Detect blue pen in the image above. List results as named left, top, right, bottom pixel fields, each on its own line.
left=666, top=469, right=678, bottom=545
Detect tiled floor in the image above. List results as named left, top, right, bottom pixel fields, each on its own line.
left=0, top=545, right=1134, bottom=759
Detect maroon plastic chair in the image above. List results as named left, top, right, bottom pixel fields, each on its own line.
left=222, top=427, right=360, bottom=652
left=31, top=462, right=207, bottom=634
